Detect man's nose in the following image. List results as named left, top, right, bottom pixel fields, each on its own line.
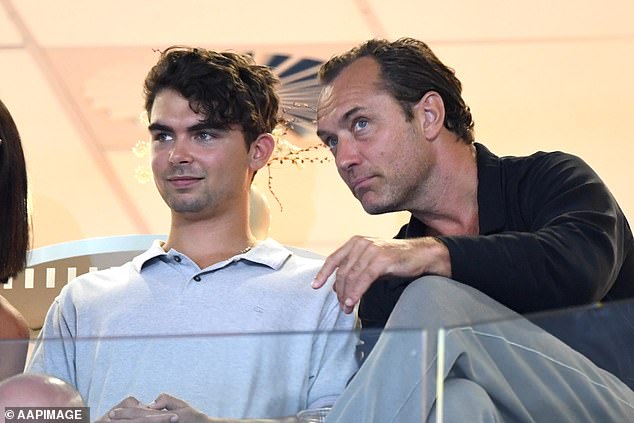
left=335, top=136, right=361, bottom=171
left=168, top=139, right=193, bottom=164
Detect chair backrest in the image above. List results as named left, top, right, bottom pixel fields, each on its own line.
left=1, top=235, right=162, bottom=331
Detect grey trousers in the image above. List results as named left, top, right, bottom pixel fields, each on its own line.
left=325, top=276, right=634, bottom=423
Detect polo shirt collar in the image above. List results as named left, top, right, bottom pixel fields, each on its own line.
left=131, top=238, right=293, bottom=272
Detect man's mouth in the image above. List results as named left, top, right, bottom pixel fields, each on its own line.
left=167, top=176, right=203, bottom=188
left=350, top=175, right=374, bottom=193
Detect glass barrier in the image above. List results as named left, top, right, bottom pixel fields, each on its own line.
left=435, top=298, right=634, bottom=423
left=1, top=327, right=428, bottom=423
left=6, top=300, right=634, bottom=422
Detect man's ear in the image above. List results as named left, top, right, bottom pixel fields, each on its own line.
left=249, top=133, right=275, bottom=171
left=413, top=91, right=445, bottom=140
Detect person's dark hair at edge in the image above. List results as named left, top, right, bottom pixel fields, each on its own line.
left=319, top=37, right=475, bottom=144
left=143, top=46, right=281, bottom=147
left=0, top=99, right=30, bottom=284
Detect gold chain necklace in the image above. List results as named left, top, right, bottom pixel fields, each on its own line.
left=239, top=245, right=253, bottom=255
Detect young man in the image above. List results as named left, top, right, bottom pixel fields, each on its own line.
left=313, top=38, right=634, bottom=422
left=28, top=47, right=357, bottom=422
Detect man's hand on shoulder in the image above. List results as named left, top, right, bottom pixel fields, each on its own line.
left=312, top=236, right=451, bottom=313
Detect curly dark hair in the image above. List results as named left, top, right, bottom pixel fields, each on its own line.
left=319, top=38, right=474, bottom=144
left=0, top=99, right=30, bottom=283
left=144, top=46, right=280, bottom=146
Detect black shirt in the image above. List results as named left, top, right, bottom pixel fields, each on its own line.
left=360, top=143, right=634, bottom=330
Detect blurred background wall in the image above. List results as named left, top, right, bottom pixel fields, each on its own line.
left=1, top=0, right=632, bottom=255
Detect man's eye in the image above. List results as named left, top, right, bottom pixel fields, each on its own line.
left=196, top=132, right=216, bottom=142
left=325, top=137, right=338, bottom=150
left=354, top=119, right=368, bottom=131
left=153, top=133, right=173, bottom=142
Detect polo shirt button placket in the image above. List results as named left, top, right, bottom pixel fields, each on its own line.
left=174, top=256, right=182, bottom=263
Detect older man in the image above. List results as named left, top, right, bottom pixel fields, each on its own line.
left=314, top=37, right=634, bottom=422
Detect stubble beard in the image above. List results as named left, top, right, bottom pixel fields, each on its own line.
left=357, top=171, right=422, bottom=216
left=162, top=190, right=215, bottom=214
left=357, top=185, right=400, bottom=215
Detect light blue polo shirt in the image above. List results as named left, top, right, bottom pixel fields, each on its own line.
left=28, top=238, right=358, bottom=419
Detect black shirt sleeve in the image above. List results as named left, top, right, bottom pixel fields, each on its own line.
left=440, top=152, right=633, bottom=313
